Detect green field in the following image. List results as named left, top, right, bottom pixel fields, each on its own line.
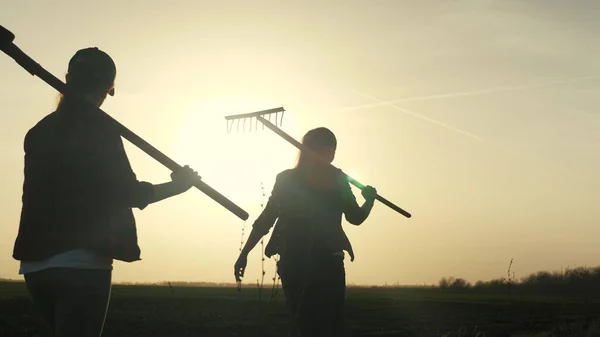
left=1, top=281, right=599, bottom=337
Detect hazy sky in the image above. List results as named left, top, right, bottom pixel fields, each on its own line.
left=1, top=0, right=598, bottom=286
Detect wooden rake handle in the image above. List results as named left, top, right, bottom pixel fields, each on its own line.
left=255, top=116, right=412, bottom=219
left=0, top=25, right=249, bottom=221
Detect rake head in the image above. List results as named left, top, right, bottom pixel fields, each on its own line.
left=225, top=107, right=285, bottom=133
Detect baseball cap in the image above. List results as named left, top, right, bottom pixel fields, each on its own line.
left=68, top=47, right=116, bottom=96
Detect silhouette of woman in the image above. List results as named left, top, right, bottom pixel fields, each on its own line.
left=234, top=127, right=377, bottom=337
left=12, top=47, right=199, bottom=337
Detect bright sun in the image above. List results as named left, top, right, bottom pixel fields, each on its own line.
left=172, top=94, right=301, bottom=209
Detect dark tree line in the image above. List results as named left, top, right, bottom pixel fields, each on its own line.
left=439, top=265, right=600, bottom=299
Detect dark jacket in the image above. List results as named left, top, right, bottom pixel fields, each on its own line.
left=253, top=167, right=367, bottom=261
left=13, top=101, right=155, bottom=263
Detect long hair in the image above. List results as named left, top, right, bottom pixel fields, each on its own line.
left=295, top=127, right=337, bottom=169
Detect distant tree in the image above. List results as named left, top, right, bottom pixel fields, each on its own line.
left=450, top=278, right=471, bottom=289
left=439, top=277, right=452, bottom=289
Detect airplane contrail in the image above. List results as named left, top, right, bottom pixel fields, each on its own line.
left=349, top=90, right=545, bottom=162
left=351, top=90, right=486, bottom=142
left=343, top=75, right=600, bottom=112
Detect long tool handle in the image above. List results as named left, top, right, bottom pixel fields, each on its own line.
left=255, top=116, right=411, bottom=218
left=0, top=26, right=249, bottom=221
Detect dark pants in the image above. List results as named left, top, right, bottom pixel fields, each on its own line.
left=278, top=253, right=347, bottom=337
left=23, top=268, right=112, bottom=337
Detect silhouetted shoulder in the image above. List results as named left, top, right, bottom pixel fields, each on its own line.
left=270, top=168, right=300, bottom=195
left=275, top=168, right=296, bottom=181
left=23, top=111, right=59, bottom=151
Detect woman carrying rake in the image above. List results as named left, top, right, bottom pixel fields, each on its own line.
left=13, top=47, right=199, bottom=337
left=234, top=127, right=377, bottom=337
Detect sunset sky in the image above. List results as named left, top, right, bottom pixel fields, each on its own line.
left=1, top=0, right=598, bottom=286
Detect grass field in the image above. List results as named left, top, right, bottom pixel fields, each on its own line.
left=1, top=281, right=600, bottom=337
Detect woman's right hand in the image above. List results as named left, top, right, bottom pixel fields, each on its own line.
left=234, top=253, right=248, bottom=283
left=361, top=185, right=378, bottom=202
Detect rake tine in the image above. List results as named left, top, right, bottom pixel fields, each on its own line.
left=223, top=107, right=285, bottom=133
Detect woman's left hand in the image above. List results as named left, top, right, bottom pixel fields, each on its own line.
left=170, top=165, right=200, bottom=192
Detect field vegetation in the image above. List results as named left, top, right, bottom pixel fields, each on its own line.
left=2, top=262, right=600, bottom=336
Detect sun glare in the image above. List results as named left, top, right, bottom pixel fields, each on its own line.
left=173, top=94, right=299, bottom=208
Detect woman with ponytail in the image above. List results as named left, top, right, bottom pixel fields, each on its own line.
left=234, top=127, right=377, bottom=337
left=13, top=47, right=199, bottom=337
